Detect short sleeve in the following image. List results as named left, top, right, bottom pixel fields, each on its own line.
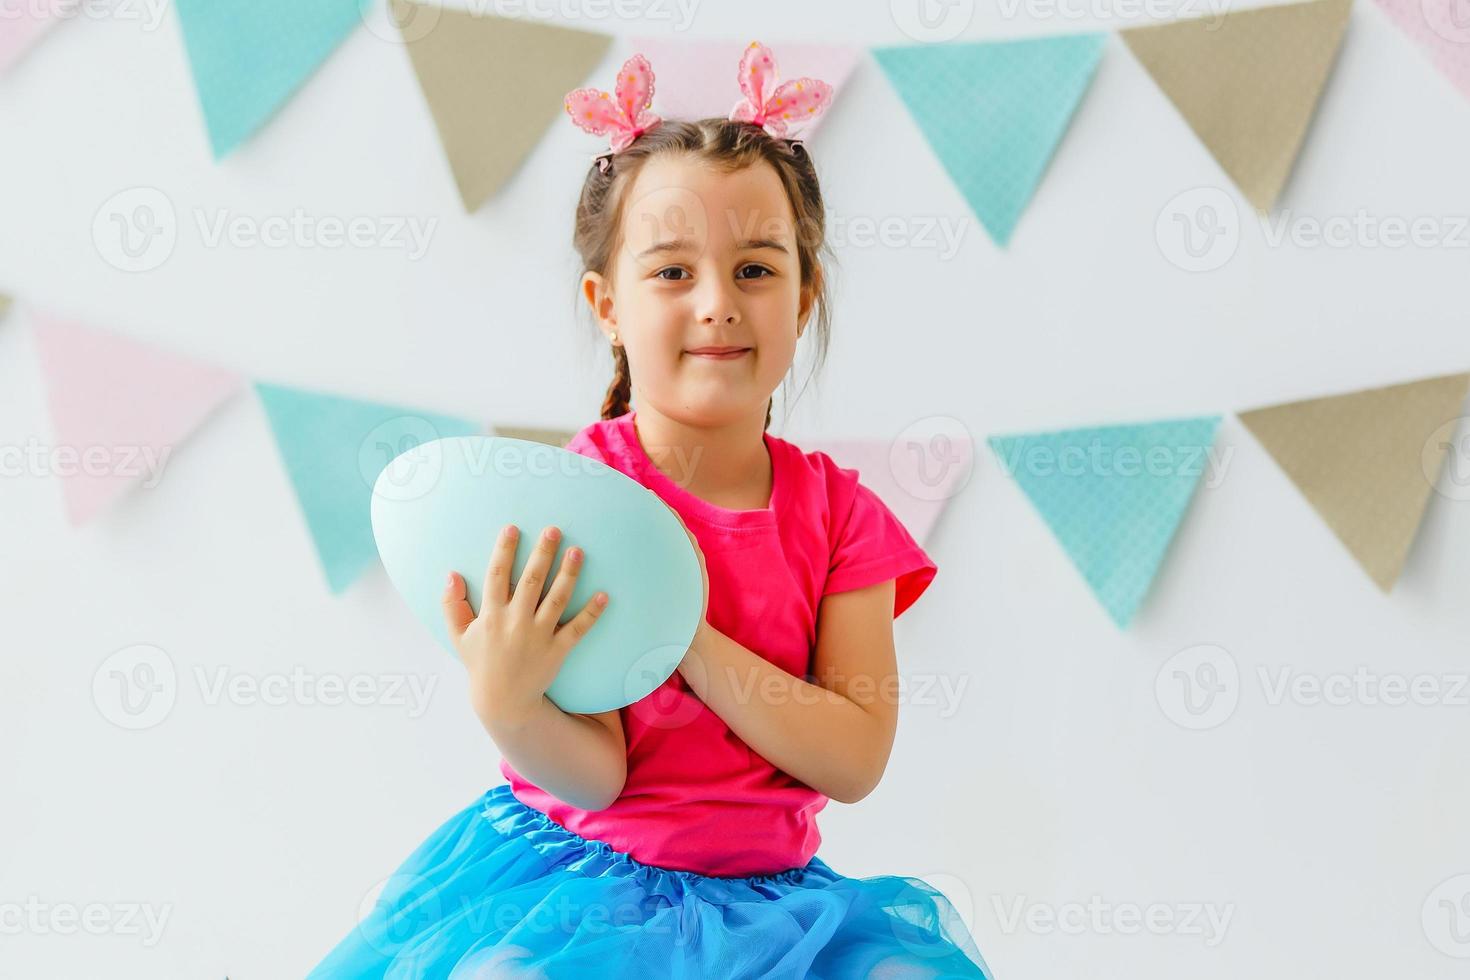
left=822, top=470, right=938, bottom=620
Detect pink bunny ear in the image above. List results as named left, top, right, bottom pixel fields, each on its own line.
left=729, top=41, right=833, bottom=139
left=733, top=41, right=780, bottom=119
left=565, top=53, right=663, bottom=154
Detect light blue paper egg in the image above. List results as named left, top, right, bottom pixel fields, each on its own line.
left=370, top=435, right=703, bottom=714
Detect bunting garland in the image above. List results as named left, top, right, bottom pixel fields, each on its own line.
left=255, top=382, right=483, bottom=593
left=6, top=7, right=1468, bottom=628
left=0, top=0, right=65, bottom=73
left=4, top=1, right=1442, bottom=223
left=989, top=417, right=1221, bottom=627
left=804, top=437, right=973, bottom=546
left=29, top=313, right=244, bottom=526
left=3, top=300, right=1467, bottom=627
left=174, top=0, right=364, bottom=157
left=1238, top=373, right=1470, bottom=591
left=1375, top=0, right=1470, bottom=104
left=391, top=1, right=612, bottom=211
left=873, top=33, right=1106, bottom=246
left=1122, top=0, right=1353, bottom=212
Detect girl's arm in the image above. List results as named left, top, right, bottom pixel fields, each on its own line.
left=677, top=578, right=901, bottom=804
left=477, top=699, right=626, bottom=811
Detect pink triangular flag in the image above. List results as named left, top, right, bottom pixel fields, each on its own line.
left=1376, top=0, right=1470, bottom=102
left=31, top=313, right=243, bottom=525
left=625, top=37, right=860, bottom=138
left=0, top=0, right=66, bottom=73
left=802, top=435, right=973, bottom=545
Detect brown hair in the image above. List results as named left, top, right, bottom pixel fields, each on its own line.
left=571, top=118, right=834, bottom=431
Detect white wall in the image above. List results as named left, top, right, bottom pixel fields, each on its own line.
left=3, top=1, right=1469, bottom=976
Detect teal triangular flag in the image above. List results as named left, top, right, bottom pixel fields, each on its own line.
left=255, top=383, right=482, bottom=593
left=989, top=417, right=1221, bottom=627
left=873, top=33, right=1106, bottom=246
left=175, top=0, right=363, bottom=157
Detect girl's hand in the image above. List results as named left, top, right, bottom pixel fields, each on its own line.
left=441, top=524, right=609, bottom=731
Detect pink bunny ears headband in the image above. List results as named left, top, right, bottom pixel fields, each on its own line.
left=563, top=41, right=834, bottom=174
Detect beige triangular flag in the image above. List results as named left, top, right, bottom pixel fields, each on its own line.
left=392, top=0, right=611, bottom=211
left=493, top=425, right=577, bottom=448
left=1239, top=372, right=1470, bottom=591
left=1123, top=0, right=1352, bottom=211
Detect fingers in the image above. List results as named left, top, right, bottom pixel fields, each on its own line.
left=551, top=591, right=610, bottom=659
left=481, top=524, right=519, bottom=615
left=511, top=525, right=562, bottom=615
left=440, top=571, right=475, bottom=637
left=534, top=541, right=584, bottom=630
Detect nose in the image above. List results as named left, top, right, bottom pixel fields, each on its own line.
left=696, top=277, right=740, bottom=327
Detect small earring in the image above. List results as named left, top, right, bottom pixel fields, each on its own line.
left=610, top=332, right=619, bottom=344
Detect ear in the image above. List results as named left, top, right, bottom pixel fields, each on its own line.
left=581, top=271, right=618, bottom=340
left=796, top=283, right=814, bottom=339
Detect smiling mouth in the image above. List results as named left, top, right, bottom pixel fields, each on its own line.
left=686, top=348, right=751, bottom=360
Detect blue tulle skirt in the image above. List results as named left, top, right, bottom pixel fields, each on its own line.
left=309, top=784, right=993, bottom=979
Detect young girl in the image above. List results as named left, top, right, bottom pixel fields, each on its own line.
left=310, top=44, right=992, bottom=979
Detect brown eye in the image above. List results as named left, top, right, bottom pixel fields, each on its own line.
left=656, top=267, right=689, bottom=281
left=739, top=265, right=772, bottom=280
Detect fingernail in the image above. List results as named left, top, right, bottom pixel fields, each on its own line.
left=569, top=548, right=582, bottom=561
left=596, top=593, right=609, bottom=606
left=546, top=527, right=561, bottom=541
left=446, top=572, right=454, bottom=586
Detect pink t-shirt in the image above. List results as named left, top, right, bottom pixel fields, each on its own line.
left=500, top=408, right=938, bottom=877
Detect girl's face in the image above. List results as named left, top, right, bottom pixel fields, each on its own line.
left=583, top=154, right=812, bottom=427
